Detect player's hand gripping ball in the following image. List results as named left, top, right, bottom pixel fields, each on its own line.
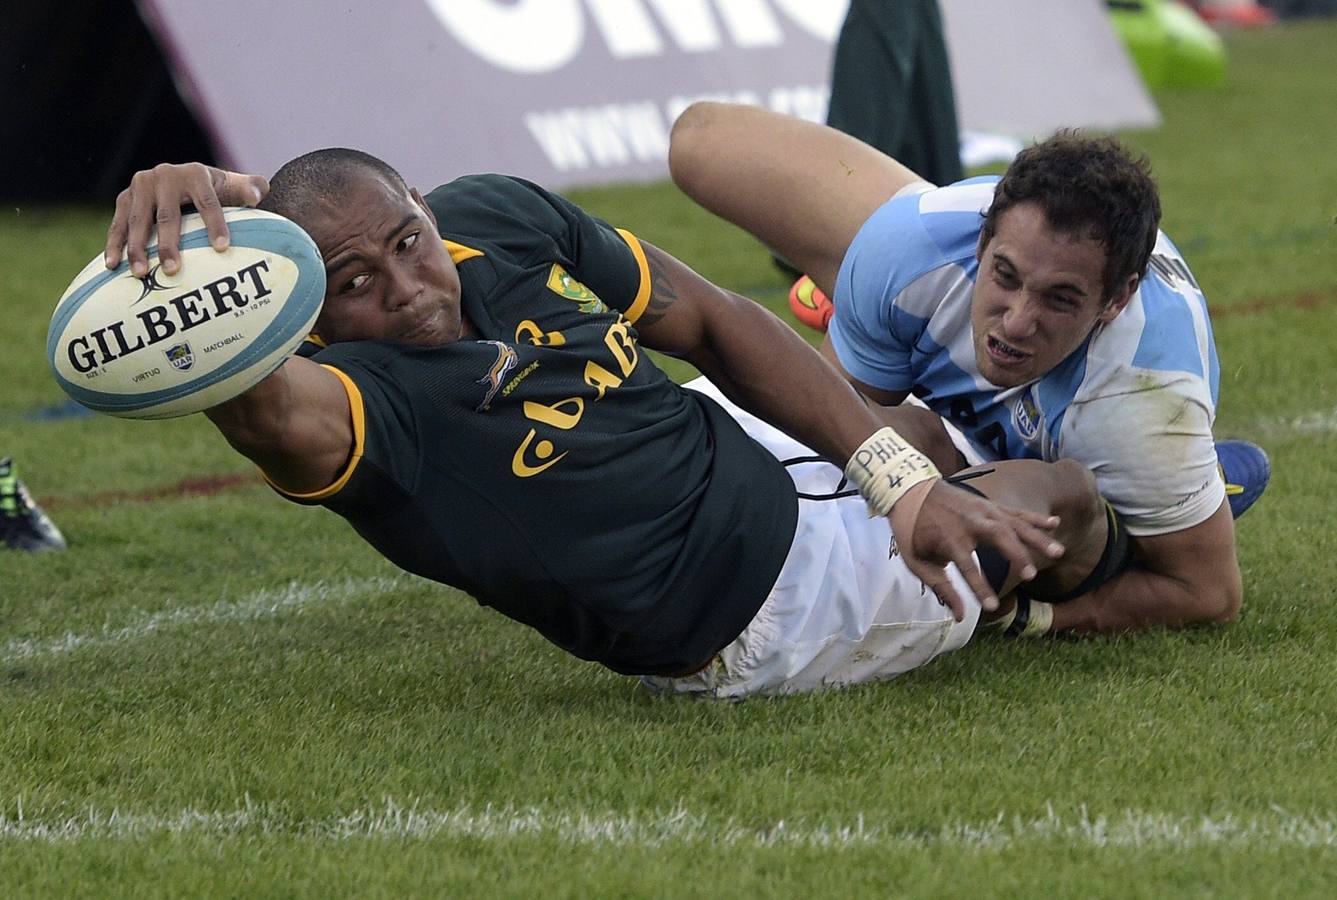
left=48, top=209, right=325, bottom=419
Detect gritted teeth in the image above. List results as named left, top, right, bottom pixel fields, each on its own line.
left=989, top=335, right=1026, bottom=359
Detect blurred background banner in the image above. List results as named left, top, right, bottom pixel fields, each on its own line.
left=137, top=0, right=849, bottom=192
left=5, top=0, right=1158, bottom=198
left=939, top=1, right=1160, bottom=134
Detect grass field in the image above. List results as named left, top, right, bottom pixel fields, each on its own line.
left=3, top=20, right=1336, bottom=899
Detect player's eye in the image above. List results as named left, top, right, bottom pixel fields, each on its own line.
left=397, top=232, right=419, bottom=254
left=341, top=274, right=370, bottom=294
left=993, top=265, right=1018, bottom=288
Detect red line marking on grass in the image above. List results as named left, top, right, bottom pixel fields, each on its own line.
left=39, top=473, right=256, bottom=511
left=1211, top=292, right=1334, bottom=318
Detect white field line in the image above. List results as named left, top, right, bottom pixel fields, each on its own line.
left=1, top=800, right=1335, bottom=850
left=0, top=576, right=411, bottom=665
left=1242, top=406, right=1337, bottom=438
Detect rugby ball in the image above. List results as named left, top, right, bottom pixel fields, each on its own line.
left=47, top=208, right=325, bottom=419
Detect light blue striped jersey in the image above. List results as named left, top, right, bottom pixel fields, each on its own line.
left=829, top=177, right=1223, bottom=536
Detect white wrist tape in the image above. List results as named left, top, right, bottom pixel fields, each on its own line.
left=844, top=427, right=940, bottom=518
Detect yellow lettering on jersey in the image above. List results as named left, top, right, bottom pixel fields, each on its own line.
left=604, top=318, right=638, bottom=376
left=507, top=318, right=642, bottom=479
left=523, top=397, right=584, bottom=429
left=516, top=319, right=566, bottom=347
left=512, top=431, right=569, bottom=478
left=582, top=361, right=623, bottom=400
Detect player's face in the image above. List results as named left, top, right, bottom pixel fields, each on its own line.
left=305, top=174, right=465, bottom=346
left=971, top=202, right=1134, bottom=388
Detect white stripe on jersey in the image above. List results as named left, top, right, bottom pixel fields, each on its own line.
left=918, top=179, right=993, bottom=216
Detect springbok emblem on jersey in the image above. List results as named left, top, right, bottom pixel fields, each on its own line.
left=546, top=264, right=607, bottom=314
left=475, top=341, right=519, bottom=412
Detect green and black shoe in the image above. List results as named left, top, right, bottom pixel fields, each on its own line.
left=0, top=457, right=67, bottom=552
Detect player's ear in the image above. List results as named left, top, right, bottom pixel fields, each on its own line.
left=410, top=188, right=439, bottom=229
left=1098, top=273, right=1139, bottom=323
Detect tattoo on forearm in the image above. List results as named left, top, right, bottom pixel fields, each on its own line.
left=636, top=252, right=678, bottom=328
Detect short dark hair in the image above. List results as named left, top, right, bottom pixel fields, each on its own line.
left=979, top=131, right=1162, bottom=303
left=259, top=148, right=407, bottom=227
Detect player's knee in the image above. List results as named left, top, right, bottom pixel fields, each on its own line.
left=669, top=102, right=723, bottom=192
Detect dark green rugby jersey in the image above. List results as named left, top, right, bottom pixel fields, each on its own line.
left=275, top=174, right=799, bottom=676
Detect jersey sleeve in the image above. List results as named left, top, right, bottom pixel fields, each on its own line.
left=437, top=175, right=651, bottom=323
left=827, top=182, right=987, bottom=394
left=1060, top=231, right=1224, bottom=536
left=1059, top=378, right=1225, bottom=536
left=263, top=347, right=421, bottom=516
left=527, top=183, right=652, bottom=323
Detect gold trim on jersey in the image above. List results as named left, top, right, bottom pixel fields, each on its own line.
left=264, top=364, right=366, bottom=501
left=445, top=240, right=485, bottom=264
left=615, top=228, right=651, bottom=324
left=306, top=333, right=328, bottom=348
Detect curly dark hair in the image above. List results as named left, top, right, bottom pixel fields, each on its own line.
left=259, top=148, right=408, bottom=229
left=979, top=131, right=1162, bottom=303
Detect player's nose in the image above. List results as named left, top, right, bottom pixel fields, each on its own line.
left=1002, top=298, right=1040, bottom=339
left=382, top=266, right=421, bottom=311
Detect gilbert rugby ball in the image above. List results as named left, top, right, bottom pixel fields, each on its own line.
left=48, top=208, right=325, bottom=419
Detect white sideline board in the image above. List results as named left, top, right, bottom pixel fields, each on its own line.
left=139, top=0, right=1158, bottom=191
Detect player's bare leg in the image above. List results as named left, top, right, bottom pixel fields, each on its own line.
left=669, top=101, right=922, bottom=297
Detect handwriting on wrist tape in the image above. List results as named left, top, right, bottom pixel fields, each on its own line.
left=844, top=427, right=940, bottom=517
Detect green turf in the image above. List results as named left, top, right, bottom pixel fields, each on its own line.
left=3, top=20, right=1337, bottom=899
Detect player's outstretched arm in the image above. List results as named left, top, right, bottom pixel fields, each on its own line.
left=203, top=356, right=355, bottom=496
left=668, top=101, right=922, bottom=297
left=631, top=240, right=1063, bottom=617
left=105, top=163, right=270, bottom=278
left=1048, top=501, right=1242, bottom=633
left=100, top=161, right=345, bottom=492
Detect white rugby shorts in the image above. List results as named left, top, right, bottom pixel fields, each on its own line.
left=642, top=377, right=982, bottom=699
